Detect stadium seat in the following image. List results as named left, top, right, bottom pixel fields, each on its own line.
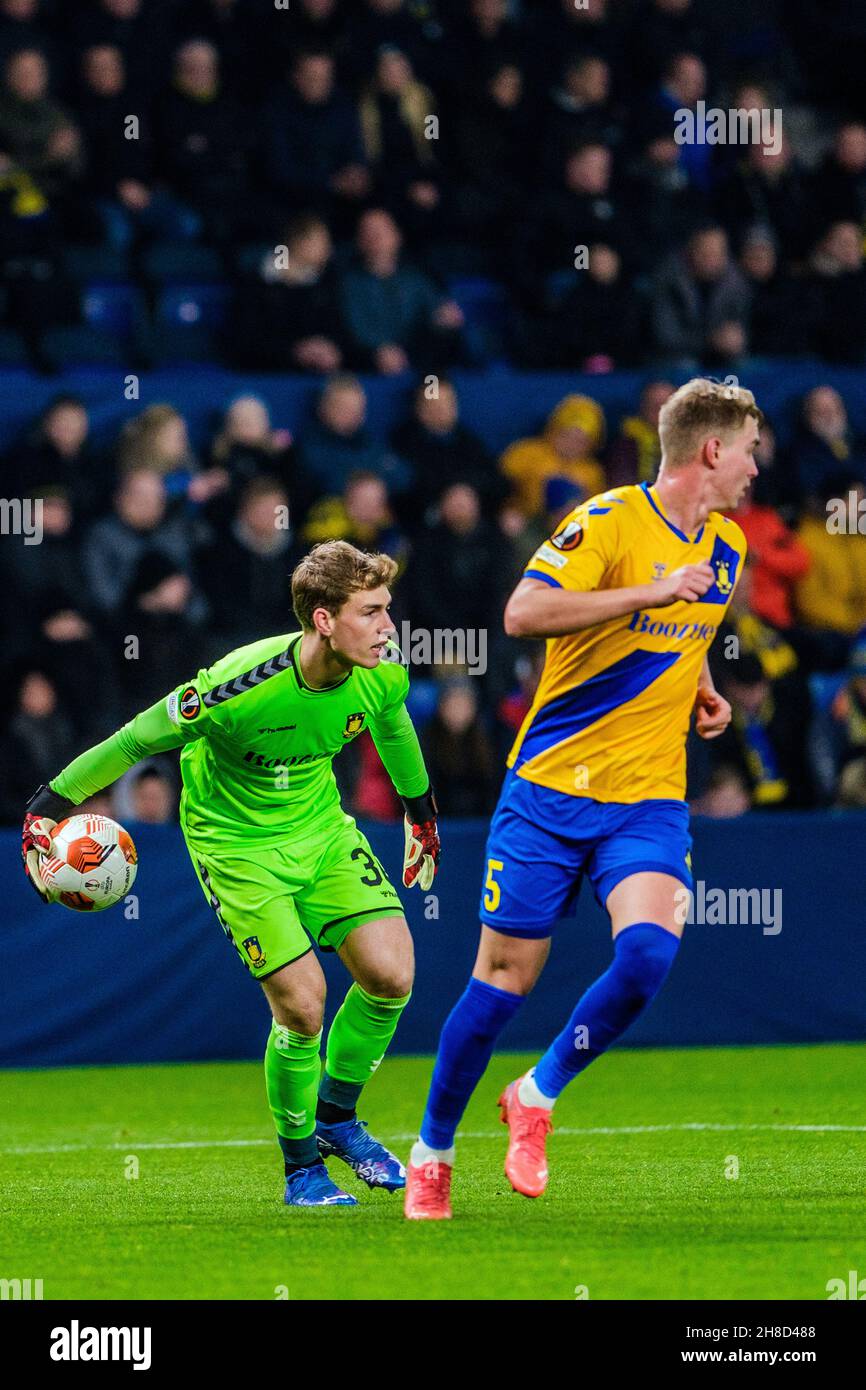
left=62, top=245, right=131, bottom=284
left=146, top=323, right=222, bottom=365
left=234, top=242, right=272, bottom=277
left=0, top=326, right=29, bottom=365
left=155, top=285, right=231, bottom=331
left=141, top=242, right=226, bottom=285
left=40, top=325, right=129, bottom=369
left=82, top=283, right=147, bottom=338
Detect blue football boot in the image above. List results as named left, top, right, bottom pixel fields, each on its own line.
left=283, top=1161, right=357, bottom=1207
left=317, top=1117, right=406, bottom=1191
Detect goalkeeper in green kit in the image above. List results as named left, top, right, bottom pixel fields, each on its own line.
left=21, top=541, right=441, bottom=1208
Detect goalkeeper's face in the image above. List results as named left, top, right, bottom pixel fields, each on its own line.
left=327, top=585, right=396, bottom=668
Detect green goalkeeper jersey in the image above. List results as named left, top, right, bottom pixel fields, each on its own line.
left=51, top=632, right=429, bottom=851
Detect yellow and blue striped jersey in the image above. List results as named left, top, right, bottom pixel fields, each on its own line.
left=509, top=482, right=747, bottom=802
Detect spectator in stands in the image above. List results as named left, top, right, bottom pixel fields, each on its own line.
left=689, top=765, right=751, bottom=818
left=0, top=0, right=56, bottom=76
left=295, top=372, right=411, bottom=510
left=338, top=208, right=464, bottom=373
left=262, top=48, right=369, bottom=223
left=127, top=764, right=177, bottom=823
left=626, top=0, right=709, bottom=90
left=791, top=387, right=866, bottom=505
left=408, top=481, right=509, bottom=638
left=651, top=224, right=750, bottom=366
left=302, top=469, right=407, bottom=566
left=804, top=220, right=866, bottom=365
left=1, top=393, right=103, bottom=518
left=29, top=584, right=120, bottom=740
left=76, top=44, right=198, bottom=248
left=197, top=475, right=295, bottom=650
left=232, top=213, right=348, bottom=373
left=391, top=376, right=502, bottom=522
left=341, top=0, right=440, bottom=90
left=114, top=549, right=208, bottom=716
left=0, top=663, right=76, bottom=821
left=359, top=45, right=439, bottom=240
left=447, top=59, right=533, bottom=265
left=711, top=651, right=805, bottom=809
left=738, top=228, right=810, bottom=358
left=0, top=47, right=82, bottom=199
left=795, top=476, right=866, bottom=663
left=651, top=52, right=712, bottom=192
left=500, top=393, right=606, bottom=518
left=117, top=403, right=229, bottom=508
left=206, top=394, right=293, bottom=522
left=730, top=448, right=811, bottom=632
left=542, top=54, right=622, bottom=178
left=719, top=132, right=815, bottom=264
left=606, top=380, right=674, bottom=487
left=623, top=120, right=708, bottom=273
left=73, top=0, right=168, bottom=94
left=524, top=0, right=624, bottom=89
left=728, top=422, right=817, bottom=636
left=444, top=0, right=522, bottom=96
left=513, top=141, right=624, bottom=300
left=0, top=489, right=87, bottom=625
left=532, top=243, right=642, bottom=369
left=831, top=640, right=866, bottom=783
left=153, top=39, right=249, bottom=244
left=82, top=465, right=200, bottom=615
left=422, top=677, right=497, bottom=817
left=808, top=122, right=866, bottom=229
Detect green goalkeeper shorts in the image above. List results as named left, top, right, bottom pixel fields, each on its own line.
left=185, top=819, right=404, bottom=979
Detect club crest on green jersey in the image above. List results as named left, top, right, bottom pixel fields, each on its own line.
left=343, top=712, right=366, bottom=739
left=242, top=936, right=266, bottom=967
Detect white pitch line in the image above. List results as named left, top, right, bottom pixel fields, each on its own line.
left=2, top=1122, right=866, bottom=1156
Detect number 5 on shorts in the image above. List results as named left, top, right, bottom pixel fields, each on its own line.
left=483, top=858, right=504, bottom=913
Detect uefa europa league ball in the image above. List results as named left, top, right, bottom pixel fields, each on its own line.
left=40, top=814, right=138, bottom=912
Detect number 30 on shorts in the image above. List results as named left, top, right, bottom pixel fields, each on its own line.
left=483, top=857, right=504, bottom=913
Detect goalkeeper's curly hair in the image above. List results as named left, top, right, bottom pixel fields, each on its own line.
left=291, top=540, right=398, bottom=630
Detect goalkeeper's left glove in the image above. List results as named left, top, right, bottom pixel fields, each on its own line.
left=400, top=785, right=440, bottom=891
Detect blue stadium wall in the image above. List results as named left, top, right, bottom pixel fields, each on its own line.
left=0, top=361, right=865, bottom=456
left=3, top=811, right=865, bottom=1068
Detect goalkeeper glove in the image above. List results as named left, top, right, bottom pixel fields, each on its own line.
left=400, top=786, right=440, bottom=891
left=21, top=783, right=75, bottom=903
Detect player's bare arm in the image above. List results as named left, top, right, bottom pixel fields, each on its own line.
left=504, top=561, right=715, bottom=639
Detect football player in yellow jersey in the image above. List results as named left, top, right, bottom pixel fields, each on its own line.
left=405, top=378, right=762, bottom=1219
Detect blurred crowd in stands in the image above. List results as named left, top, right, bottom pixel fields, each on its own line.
left=2, top=374, right=866, bottom=824
left=0, top=0, right=862, bottom=369
left=2, top=0, right=866, bottom=824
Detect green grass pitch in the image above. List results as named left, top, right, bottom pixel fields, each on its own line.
left=1, top=1044, right=864, bottom=1301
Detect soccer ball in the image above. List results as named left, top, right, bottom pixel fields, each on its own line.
left=40, top=814, right=138, bottom=912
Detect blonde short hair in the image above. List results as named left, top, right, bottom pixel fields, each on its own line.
left=291, top=540, right=398, bottom=630
left=658, top=378, right=763, bottom=467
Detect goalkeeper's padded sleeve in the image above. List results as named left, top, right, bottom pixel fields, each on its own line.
left=399, top=784, right=438, bottom=825
left=367, top=698, right=430, bottom=800
left=25, top=783, right=76, bottom=821
left=49, top=697, right=187, bottom=805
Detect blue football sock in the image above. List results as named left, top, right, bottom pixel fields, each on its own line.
left=420, top=976, right=524, bottom=1149
left=533, top=923, right=680, bottom=1100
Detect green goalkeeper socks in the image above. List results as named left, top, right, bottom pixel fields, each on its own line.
left=264, top=1020, right=322, bottom=1168
left=321, top=983, right=411, bottom=1112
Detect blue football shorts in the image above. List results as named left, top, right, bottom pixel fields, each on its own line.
left=478, top=770, right=693, bottom=938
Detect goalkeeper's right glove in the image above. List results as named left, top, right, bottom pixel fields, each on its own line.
left=21, top=783, right=74, bottom=903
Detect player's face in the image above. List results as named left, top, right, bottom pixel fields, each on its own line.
left=329, top=586, right=396, bottom=668
left=713, top=419, right=760, bottom=510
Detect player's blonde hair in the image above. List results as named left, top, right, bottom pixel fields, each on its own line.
left=658, top=378, right=763, bottom=467
left=291, top=540, right=398, bottom=630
